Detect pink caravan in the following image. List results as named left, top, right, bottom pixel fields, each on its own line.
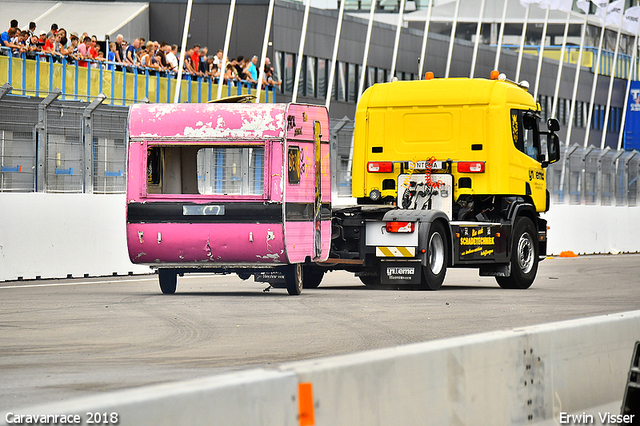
left=126, top=102, right=331, bottom=295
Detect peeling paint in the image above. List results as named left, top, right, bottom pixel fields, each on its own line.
left=256, top=253, right=281, bottom=260
left=134, top=252, right=147, bottom=259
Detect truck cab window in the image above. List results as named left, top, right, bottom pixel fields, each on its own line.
left=511, top=110, right=541, bottom=161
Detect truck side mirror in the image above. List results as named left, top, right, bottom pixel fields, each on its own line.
left=547, top=118, right=560, bottom=132
left=545, top=133, right=560, bottom=166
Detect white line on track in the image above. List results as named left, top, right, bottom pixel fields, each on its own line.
left=0, top=277, right=158, bottom=289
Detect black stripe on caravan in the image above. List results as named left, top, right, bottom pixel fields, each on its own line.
left=127, top=202, right=283, bottom=224
left=285, top=203, right=332, bottom=221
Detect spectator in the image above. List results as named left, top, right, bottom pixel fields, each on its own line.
left=27, top=22, right=36, bottom=37
left=139, top=41, right=158, bottom=69
left=107, top=41, right=116, bottom=70
left=190, top=44, right=200, bottom=73
left=199, top=46, right=208, bottom=76
left=234, top=55, right=246, bottom=80
left=46, top=23, right=58, bottom=39
left=77, top=35, right=90, bottom=67
left=242, top=56, right=257, bottom=85
left=67, top=33, right=80, bottom=61
left=165, top=44, right=178, bottom=71
left=88, top=35, right=99, bottom=60
left=213, top=49, right=224, bottom=69
left=42, top=34, right=55, bottom=55
left=37, top=31, right=46, bottom=46
left=125, top=38, right=138, bottom=65
left=114, top=34, right=124, bottom=63
left=4, top=28, right=25, bottom=54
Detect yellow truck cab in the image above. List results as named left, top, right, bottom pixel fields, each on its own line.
left=328, top=75, right=560, bottom=290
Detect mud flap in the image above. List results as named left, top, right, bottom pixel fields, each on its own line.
left=380, top=261, right=422, bottom=284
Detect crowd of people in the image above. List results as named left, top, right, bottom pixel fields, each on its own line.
left=1, top=19, right=281, bottom=88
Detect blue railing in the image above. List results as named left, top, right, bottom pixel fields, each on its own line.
left=0, top=47, right=277, bottom=104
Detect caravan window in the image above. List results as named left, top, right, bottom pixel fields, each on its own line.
left=145, top=144, right=265, bottom=196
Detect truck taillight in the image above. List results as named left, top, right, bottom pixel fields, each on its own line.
left=386, top=222, right=415, bottom=233
left=457, top=161, right=485, bottom=173
left=367, top=161, right=393, bottom=173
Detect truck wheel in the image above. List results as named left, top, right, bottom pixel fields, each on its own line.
left=285, top=264, right=303, bottom=295
left=420, top=221, right=448, bottom=290
left=496, top=217, right=538, bottom=289
left=303, top=265, right=325, bottom=289
left=158, top=269, right=177, bottom=294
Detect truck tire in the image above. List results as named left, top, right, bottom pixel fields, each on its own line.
left=158, top=269, right=177, bottom=294
left=303, top=265, right=325, bottom=289
left=496, top=217, right=538, bottom=289
left=285, top=264, right=303, bottom=295
left=420, top=221, right=448, bottom=290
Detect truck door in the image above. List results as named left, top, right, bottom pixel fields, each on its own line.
left=314, top=120, right=322, bottom=260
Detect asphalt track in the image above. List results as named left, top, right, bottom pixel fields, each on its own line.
left=1, top=254, right=639, bottom=411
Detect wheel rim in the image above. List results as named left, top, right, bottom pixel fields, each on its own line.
left=428, top=232, right=445, bottom=275
left=517, top=232, right=535, bottom=274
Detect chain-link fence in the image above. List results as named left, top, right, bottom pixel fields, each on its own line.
left=0, top=88, right=128, bottom=194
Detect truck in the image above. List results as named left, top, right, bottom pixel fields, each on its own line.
left=125, top=73, right=560, bottom=294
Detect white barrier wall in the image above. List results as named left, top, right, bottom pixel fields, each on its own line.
left=3, top=311, right=638, bottom=426
left=0, top=194, right=639, bottom=282
left=0, top=193, right=150, bottom=282
left=543, top=204, right=640, bottom=255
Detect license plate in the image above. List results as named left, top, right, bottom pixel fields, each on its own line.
left=405, top=160, right=444, bottom=171
left=380, top=262, right=422, bottom=284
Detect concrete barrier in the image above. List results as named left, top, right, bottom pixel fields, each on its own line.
left=0, top=193, right=150, bottom=282
left=3, top=311, right=639, bottom=426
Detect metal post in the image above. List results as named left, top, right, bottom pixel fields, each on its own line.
left=494, top=0, right=509, bottom=71
left=515, top=4, right=530, bottom=82
left=596, top=146, right=611, bottom=205
left=82, top=94, right=106, bottom=194
left=417, top=0, right=434, bottom=78
left=551, top=10, right=572, bottom=117
left=533, top=6, right=550, bottom=99
left=584, top=20, right=607, bottom=148
left=325, top=0, right=346, bottom=110
left=600, top=11, right=625, bottom=150
left=444, top=0, right=461, bottom=78
left=565, top=12, right=589, bottom=147
left=390, top=0, right=406, bottom=79
left=623, top=151, right=638, bottom=206
left=175, top=0, right=194, bottom=103
left=292, top=0, right=312, bottom=102
left=559, top=143, right=579, bottom=204
left=357, top=0, right=377, bottom=99
left=618, top=32, right=639, bottom=150
left=612, top=149, right=625, bottom=205
left=581, top=145, right=595, bottom=204
left=256, top=0, right=276, bottom=103
left=36, top=89, right=61, bottom=192
left=470, top=0, right=486, bottom=78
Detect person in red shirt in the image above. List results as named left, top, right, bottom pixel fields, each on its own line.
left=190, top=44, right=200, bottom=73
left=88, top=35, right=99, bottom=60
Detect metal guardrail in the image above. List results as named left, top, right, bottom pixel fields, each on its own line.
left=0, top=48, right=277, bottom=105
